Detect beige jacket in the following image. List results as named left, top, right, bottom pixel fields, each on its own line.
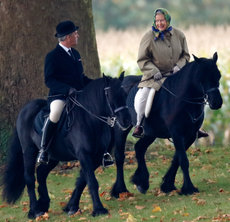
left=137, top=27, right=190, bottom=90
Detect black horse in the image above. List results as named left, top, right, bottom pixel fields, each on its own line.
left=110, top=52, right=223, bottom=198
left=0, top=74, right=131, bottom=218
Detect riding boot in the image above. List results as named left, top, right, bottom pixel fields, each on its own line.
left=197, top=129, right=209, bottom=139
left=37, top=118, right=57, bottom=165
left=132, top=117, right=145, bottom=138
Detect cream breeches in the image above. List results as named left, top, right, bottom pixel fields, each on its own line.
left=49, top=100, right=65, bottom=123
left=134, top=87, right=151, bottom=126
left=134, top=87, right=156, bottom=126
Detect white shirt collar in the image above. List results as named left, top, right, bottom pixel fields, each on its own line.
left=59, top=42, right=71, bottom=54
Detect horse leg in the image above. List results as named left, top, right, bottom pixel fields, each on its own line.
left=172, top=135, right=199, bottom=195
left=64, top=169, right=87, bottom=215
left=110, top=126, right=131, bottom=198
left=131, top=135, right=155, bottom=194
left=23, top=147, right=44, bottom=219
left=160, top=153, right=179, bottom=193
left=36, top=159, right=59, bottom=213
left=161, top=135, right=198, bottom=193
left=79, top=153, right=108, bottom=216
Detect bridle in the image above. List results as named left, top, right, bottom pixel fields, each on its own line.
left=104, top=86, right=129, bottom=129
left=68, top=86, right=129, bottom=129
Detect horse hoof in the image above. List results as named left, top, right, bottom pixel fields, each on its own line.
left=92, top=208, right=108, bottom=217
left=67, top=207, right=81, bottom=216
left=68, top=210, right=76, bottom=216
left=161, top=185, right=178, bottom=193
left=137, top=186, right=147, bottom=194
left=181, top=186, right=199, bottom=195
left=34, top=211, right=45, bottom=218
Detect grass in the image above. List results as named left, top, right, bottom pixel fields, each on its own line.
left=1, top=142, right=230, bottom=221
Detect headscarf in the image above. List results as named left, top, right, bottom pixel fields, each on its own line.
left=152, top=8, right=172, bottom=41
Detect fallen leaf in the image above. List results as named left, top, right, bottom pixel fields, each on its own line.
left=150, top=152, right=158, bottom=156
left=35, top=212, right=49, bottom=221
left=120, top=212, right=137, bottom=222
left=58, top=202, right=67, bottom=207
left=129, top=159, right=134, bottom=164
left=152, top=206, right=162, bottom=213
left=150, top=215, right=157, bottom=219
left=191, top=215, right=209, bottom=221
left=135, top=205, right=145, bottom=210
left=182, top=213, right=189, bottom=216
left=22, top=206, right=28, bottom=212
left=118, top=192, right=134, bottom=201
left=78, top=217, right=88, bottom=221
left=100, top=190, right=107, bottom=197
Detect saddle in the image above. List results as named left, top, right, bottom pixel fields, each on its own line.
left=34, top=103, right=73, bottom=137
left=126, top=84, right=164, bottom=115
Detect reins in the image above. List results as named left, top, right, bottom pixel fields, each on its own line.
left=68, top=87, right=128, bottom=128
left=122, top=70, right=172, bottom=89
left=123, top=70, right=208, bottom=106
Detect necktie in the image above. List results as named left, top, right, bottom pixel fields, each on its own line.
left=68, top=49, right=76, bottom=61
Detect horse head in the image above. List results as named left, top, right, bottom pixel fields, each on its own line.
left=193, top=52, right=223, bottom=110
left=103, top=73, right=131, bottom=130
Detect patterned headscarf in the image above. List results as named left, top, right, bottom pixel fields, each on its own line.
left=152, top=8, right=172, bottom=41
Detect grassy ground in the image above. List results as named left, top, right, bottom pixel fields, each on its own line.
left=1, top=141, right=230, bottom=222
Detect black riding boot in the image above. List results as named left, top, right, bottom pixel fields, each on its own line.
left=132, top=117, right=145, bottom=138
left=37, top=118, right=57, bottom=165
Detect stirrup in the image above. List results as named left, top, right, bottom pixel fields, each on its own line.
left=37, top=150, right=49, bottom=165
left=102, top=152, right=114, bottom=167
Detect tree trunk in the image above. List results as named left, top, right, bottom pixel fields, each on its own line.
left=0, top=0, right=100, bottom=127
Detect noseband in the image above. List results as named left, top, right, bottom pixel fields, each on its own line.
left=205, top=87, right=219, bottom=94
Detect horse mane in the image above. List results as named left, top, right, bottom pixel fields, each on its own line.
left=163, top=56, right=216, bottom=99
left=79, top=76, right=122, bottom=114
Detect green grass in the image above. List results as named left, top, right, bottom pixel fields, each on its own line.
left=1, top=144, right=230, bottom=221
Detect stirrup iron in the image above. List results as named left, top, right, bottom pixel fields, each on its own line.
left=102, top=152, right=114, bottom=167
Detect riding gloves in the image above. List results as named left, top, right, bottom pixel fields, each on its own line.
left=154, top=72, right=162, bottom=80
left=173, top=65, right=180, bottom=74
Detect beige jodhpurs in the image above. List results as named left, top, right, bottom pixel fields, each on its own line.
left=49, top=100, right=65, bottom=123
left=134, top=87, right=151, bottom=126
left=134, top=87, right=156, bottom=126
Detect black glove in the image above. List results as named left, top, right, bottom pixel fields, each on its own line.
left=68, top=87, right=76, bottom=96
left=154, top=72, right=162, bottom=80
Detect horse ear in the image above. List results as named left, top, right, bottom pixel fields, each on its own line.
left=119, top=71, right=125, bottom=82
left=213, top=52, right=218, bottom=63
left=193, top=54, right=201, bottom=64
left=103, top=73, right=109, bottom=86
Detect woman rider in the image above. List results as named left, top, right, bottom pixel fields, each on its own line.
left=132, top=8, right=209, bottom=139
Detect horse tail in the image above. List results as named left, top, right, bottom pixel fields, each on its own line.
left=0, top=129, right=25, bottom=204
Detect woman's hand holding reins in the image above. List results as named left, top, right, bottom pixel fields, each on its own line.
left=173, top=65, right=180, bottom=74
left=154, top=72, right=162, bottom=80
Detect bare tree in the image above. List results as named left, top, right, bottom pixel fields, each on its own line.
left=0, top=0, right=100, bottom=127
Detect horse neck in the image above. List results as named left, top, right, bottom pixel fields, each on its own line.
left=172, top=62, right=203, bottom=99
left=79, top=79, right=107, bottom=115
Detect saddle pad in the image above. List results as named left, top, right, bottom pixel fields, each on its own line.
left=126, top=84, right=139, bottom=109
left=34, top=106, right=68, bottom=137
left=126, top=84, right=164, bottom=113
